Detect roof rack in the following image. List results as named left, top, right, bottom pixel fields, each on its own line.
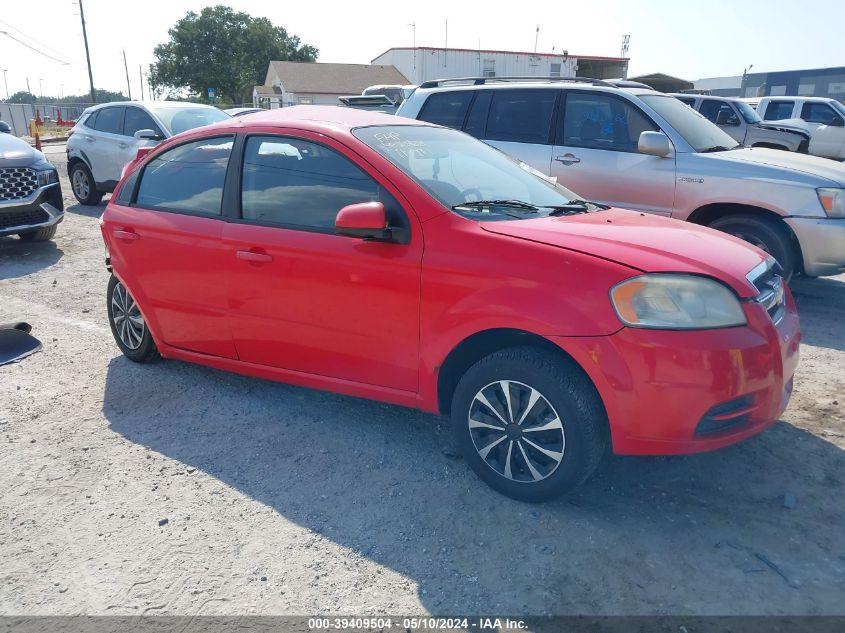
left=418, top=76, right=616, bottom=89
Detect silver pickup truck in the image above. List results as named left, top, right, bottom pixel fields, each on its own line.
left=397, top=77, right=845, bottom=278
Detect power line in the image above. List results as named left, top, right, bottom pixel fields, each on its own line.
left=0, top=31, right=70, bottom=65
left=0, top=18, right=70, bottom=60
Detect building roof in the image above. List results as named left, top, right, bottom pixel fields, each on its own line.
left=372, top=46, right=628, bottom=63
left=628, top=72, right=693, bottom=92
left=265, top=61, right=409, bottom=95
left=254, top=85, right=283, bottom=96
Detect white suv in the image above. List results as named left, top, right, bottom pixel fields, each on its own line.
left=66, top=101, right=230, bottom=205
left=755, top=96, right=845, bottom=161
left=397, top=77, right=845, bottom=278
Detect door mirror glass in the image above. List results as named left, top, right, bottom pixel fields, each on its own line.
left=133, top=128, right=163, bottom=141
left=638, top=131, right=673, bottom=157
left=335, top=201, right=392, bottom=241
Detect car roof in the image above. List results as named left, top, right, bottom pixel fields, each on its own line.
left=85, top=100, right=220, bottom=112
left=218, top=105, right=431, bottom=130
left=412, top=78, right=655, bottom=97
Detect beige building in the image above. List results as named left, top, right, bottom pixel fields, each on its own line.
left=253, top=61, right=409, bottom=108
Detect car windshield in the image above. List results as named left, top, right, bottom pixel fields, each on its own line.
left=734, top=100, right=762, bottom=124
left=150, top=106, right=230, bottom=136
left=831, top=100, right=845, bottom=118
left=353, top=125, right=587, bottom=221
left=640, top=94, right=741, bottom=152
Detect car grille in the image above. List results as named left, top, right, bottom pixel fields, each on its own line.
left=0, top=209, right=48, bottom=230
left=0, top=167, right=38, bottom=201
left=749, top=264, right=786, bottom=324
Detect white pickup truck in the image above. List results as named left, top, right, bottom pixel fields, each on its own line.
left=753, top=96, right=845, bottom=161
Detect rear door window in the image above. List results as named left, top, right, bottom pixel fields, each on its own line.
left=92, top=107, right=123, bottom=135
left=801, top=102, right=839, bottom=125
left=485, top=90, right=557, bottom=144
left=417, top=92, right=473, bottom=128
left=135, top=137, right=233, bottom=215
left=763, top=101, right=795, bottom=120
left=561, top=92, right=657, bottom=152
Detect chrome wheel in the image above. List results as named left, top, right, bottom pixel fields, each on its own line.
left=468, top=380, right=565, bottom=483
left=111, top=281, right=145, bottom=350
left=71, top=168, right=90, bottom=200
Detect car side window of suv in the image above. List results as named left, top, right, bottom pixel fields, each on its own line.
left=763, top=101, right=795, bottom=120
left=92, top=107, right=123, bottom=135
left=123, top=107, right=163, bottom=138
left=699, top=100, right=736, bottom=124
left=485, top=90, right=557, bottom=144
left=241, top=136, right=406, bottom=234
left=135, top=136, right=233, bottom=216
left=561, top=92, right=657, bottom=152
left=418, top=91, right=473, bottom=128
left=801, top=103, right=839, bottom=125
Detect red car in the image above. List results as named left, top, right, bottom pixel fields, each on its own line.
left=100, top=107, right=800, bottom=501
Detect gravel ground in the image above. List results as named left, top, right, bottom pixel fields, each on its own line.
left=1, top=146, right=844, bottom=616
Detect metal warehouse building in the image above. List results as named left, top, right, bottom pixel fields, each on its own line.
left=695, top=66, right=845, bottom=100
left=371, top=46, right=629, bottom=85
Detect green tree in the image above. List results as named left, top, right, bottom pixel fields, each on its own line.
left=7, top=91, right=37, bottom=104
left=149, top=5, right=318, bottom=103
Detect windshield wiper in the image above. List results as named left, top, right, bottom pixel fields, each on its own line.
left=544, top=199, right=609, bottom=215
left=699, top=145, right=736, bottom=153
left=452, top=199, right=540, bottom=212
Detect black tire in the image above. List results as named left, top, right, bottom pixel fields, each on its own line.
left=18, top=224, right=57, bottom=241
left=708, top=214, right=796, bottom=280
left=69, top=161, right=104, bottom=206
left=450, top=346, right=607, bottom=502
left=106, top=275, right=159, bottom=363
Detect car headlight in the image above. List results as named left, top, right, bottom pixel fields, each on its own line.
left=817, top=188, right=845, bottom=218
left=36, top=168, right=59, bottom=186
left=610, top=274, right=747, bottom=329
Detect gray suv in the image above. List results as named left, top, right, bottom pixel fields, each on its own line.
left=397, top=77, right=845, bottom=278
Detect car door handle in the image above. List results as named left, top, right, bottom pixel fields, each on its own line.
left=236, top=250, right=273, bottom=263
left=113, top=230, right=140, bottom=241
left=119, top=142, right=129, bottom=149
left=85, top=136, right=95, bottom=143
left=554, top=154, right=581, bottom=165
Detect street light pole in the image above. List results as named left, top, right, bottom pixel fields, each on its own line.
left=78, top=0, right=96, bottom=103
left=3, top=69, right=8, bottom=99
left=741, top=63, right=753, bottom=97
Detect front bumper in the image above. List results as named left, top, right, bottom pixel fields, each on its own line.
left=551, top=293, right=800, bottom=455
left=0, top=183, right=64, bottom=237
left=784, top=216, right=845, bottom=277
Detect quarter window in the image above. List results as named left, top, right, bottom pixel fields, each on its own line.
left=135, top=137, right=233, bottom=215
left=763, top=101, right=795, bottom=120
left=801, top=102, right=839, bottom=125
left=486, top=90, right=557, bottom=144
left=418, top=92, right=473, bottom=128
left=562, top=93, right=657, bottom=152
left=123, top=107, right=162, bottom=137
left=92, top=107, right=123, bottom=135
left=241, top=136, right=397, bottom=232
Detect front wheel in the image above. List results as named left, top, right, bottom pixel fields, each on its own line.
left=69, top=162, right=104, bottom=206
left=708, top=214, right=796, bottom=280
left=107, top=275, right=159, bottom=363
left=450, top=347, right=607, bottom=502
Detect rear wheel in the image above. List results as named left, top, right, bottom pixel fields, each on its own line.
left=18, top=224, right=57, bottom=241
left=69, top=162, right=104, bottom=206
left=708, top=214, right=796, bottom=280
left=450, top=347, right=607, bottom=502
left=107, top=275, right=159, bottom=363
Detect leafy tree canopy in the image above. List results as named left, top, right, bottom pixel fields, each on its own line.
left=149, top=5, right=318, bottom=103
left=4, top=89, right=126, bottom=105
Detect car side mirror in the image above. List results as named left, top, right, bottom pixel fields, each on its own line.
left=133, top=129, right=163, bottom=141
left=335, top=201, right=394, bottom=241
left=829, top=115, right=845, bottom=127
left=716, top=111, right=740, bottom=126
left=638, top=131, right=673, bottom=157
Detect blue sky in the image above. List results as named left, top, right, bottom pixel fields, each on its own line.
left=1, top=0, right=842, bottom=98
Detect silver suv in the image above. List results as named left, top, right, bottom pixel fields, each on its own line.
left=672, top=93, right=810, bottom=152
left=66, top=101, right=230, bottom=205
left=397, top=77, right=845, bottom=278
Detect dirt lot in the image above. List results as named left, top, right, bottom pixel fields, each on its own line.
left=1, top=146, right=844, bottom=616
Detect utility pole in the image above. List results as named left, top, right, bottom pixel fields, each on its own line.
left=26, top=77, right=31, bottom=94
left=139, top=66, right=144, bottom=100
left=78, top=0, right=96, bottom=103
left=122, top=50, right=132, bottom=99
left=534, top=25, right=539, bottom=53
left=3, top=69, right=8, bottom=99
left=408, top=22, right=416, bottom=71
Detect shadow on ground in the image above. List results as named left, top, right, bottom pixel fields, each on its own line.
left=103, top=351, right=845, bottom=614
left=0, top=235, right=63, bottom=280
left=790, top=276, right=845, bottom=352
left=64, top=200, right=108, bottom=219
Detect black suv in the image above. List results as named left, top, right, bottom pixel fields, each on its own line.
left=0, top=131, right=63, bottom=241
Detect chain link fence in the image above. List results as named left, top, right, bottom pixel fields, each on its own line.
left=0, top=103, right=95, bottom=137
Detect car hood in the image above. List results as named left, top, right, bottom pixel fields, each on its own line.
left=709, top=147, right=845, bottom=186
left=481, top=209, right=766, bottom=298
left=0, top=133, right=42, bottom=166
left=755, top=118, right=810, bottom=136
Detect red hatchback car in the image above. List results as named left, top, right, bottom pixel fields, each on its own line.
left=100, top=107, right=800, bottom=501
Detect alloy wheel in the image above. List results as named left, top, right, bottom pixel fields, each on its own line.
left=72, top=168, right=90, bottom=199
left=468, top=380, right=565, bottom=483
left=111, top=281, right=145, bottom=350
